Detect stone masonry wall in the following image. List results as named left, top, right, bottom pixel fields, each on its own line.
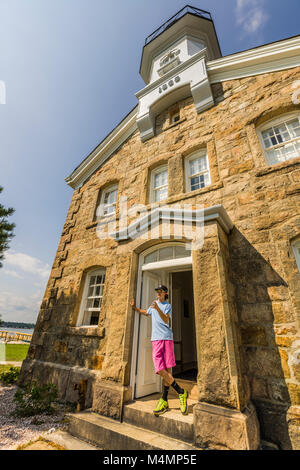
left=20, top=65, right=300, bottom=448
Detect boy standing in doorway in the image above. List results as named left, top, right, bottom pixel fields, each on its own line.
left=130, top=285, right=188, bottom=416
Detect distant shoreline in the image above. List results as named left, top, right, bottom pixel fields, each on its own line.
left=0, top=322, right=35, bottom=330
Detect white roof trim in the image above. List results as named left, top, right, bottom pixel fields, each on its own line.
left=66, top=35, right=300, bottom=189
left=208, top=35, right=300, bottom=83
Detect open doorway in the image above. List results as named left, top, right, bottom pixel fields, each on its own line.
left=171, top=270, right=197, bottom=382
left=131, top=243, right=197, bottom=400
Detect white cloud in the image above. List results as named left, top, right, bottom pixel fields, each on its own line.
left=4, top=251, right=51, bottom=279
left=236, top=0, right=269, bottom=36
left=0, top=251, right=50, bottom=322
left=0, top=289, right=44, bottom=323
left=3, top=269, right=23, bottom=279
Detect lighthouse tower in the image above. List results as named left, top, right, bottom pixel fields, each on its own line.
left=136, top=6, right=222, bottom=141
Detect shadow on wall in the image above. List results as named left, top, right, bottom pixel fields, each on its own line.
left=229, top=228, right=294, bottom=450
left=18, top=289, right=105, bottom=409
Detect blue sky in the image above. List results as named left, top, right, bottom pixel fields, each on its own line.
left=0, top=0, right=299, bottom=323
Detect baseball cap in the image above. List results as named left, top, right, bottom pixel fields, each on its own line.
left=155, top=285, right=168, bottom=293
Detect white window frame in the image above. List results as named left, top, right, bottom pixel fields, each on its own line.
left=141, top=243, right=192, bottom=272
left=98, top=184, right=118, bottom=218
left=257, top=112, right=300, bottom=166
left=150, top=165, right=168, bottom=203
left=185, top=150, right=211, bottom=193
left=292, top=240, right=300, bottom=273
left=77, top=268, right=106, bottom=327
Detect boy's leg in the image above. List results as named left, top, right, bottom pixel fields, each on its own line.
left=162, top=368, right=171, bottom=401
left=161, top=340, right=189, bottom=415
left=158, top=368, right=184, bottom=393
left=158, top=368, right=188, bottom=414
left=152, top=341, right=169, bottom=415
left=158, top=368, right=173, bottom=386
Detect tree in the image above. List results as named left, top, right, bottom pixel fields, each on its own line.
left=0, top=186, right=15, bottom=268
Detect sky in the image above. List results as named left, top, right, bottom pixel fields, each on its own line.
left=0, top=0, right=299, bottom=323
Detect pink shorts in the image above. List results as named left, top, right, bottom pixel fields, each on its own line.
left=152, top=340, right=176, bottom=374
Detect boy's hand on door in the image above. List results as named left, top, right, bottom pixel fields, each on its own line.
left=130, top=299, right=136, bottom=308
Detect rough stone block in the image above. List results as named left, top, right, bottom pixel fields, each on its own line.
left=241, top=326, right=268, bottom=346
left=92, top=379, right=130, bottom=420
left=193, top=401, right=260, bottom=450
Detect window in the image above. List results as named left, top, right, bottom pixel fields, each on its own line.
left=258, top=114, right=300, bottom=166
left=170, top=111, right=180, bottom=125
left=292, top=240, right=300, bottom=273
left=185, top=151, right=211, bottom=192
left=144, top=245, right=191, bottom=265
left=157, top=49, right=181, bottom=76
left=160, top=51, right=178, bottom=66
left=150, top=166, right=168, bottom=203
left=98, top=185, right=118, bottom=217
left=78, top=269, right=106, bottom=326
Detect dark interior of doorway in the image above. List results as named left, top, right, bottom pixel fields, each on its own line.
left=171, top=270, right=197, bottom=382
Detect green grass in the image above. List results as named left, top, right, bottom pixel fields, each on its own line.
left=0, top=364, right=21, bottom=374
left=5, top=344, right=29, bottom=361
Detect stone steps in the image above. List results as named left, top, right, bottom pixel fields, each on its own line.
left=66, top=410, right=200, bottom=451
left=168, top=379, right=198, bottom=400
left=123, top=394, right=197, bottom=443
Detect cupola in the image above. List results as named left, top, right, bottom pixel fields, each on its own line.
left=136, top=6, right=222, bottom=142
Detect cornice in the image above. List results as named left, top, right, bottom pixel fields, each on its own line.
left=207, top=35, right=300, bottom=83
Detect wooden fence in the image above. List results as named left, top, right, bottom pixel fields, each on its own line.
left=0, top=330, right=32, bottom=343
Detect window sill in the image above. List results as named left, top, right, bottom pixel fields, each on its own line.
left=86, top=213, right=118, bottom=230
left=168, top=181, right=224, bottom=203
left=64, top=326, right=105, bottom=338
left=255, top=156, right=300, bottom=177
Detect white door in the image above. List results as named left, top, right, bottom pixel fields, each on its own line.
left=135, top=271, right=162, bottom=398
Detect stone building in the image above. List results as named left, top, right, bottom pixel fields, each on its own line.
left=19, top=6, right=300, bottom=450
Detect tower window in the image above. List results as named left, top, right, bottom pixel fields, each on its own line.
left=170, top=111, right=180, bottom=125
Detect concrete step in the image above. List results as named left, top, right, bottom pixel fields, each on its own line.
left=66, top=410, right=200, bottom=451
left=123, top=394, right=197, bottom=444
left=168, top=379, right=198, bottom=400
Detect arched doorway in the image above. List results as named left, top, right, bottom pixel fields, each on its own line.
left=131, top=243, right=197, bottom=399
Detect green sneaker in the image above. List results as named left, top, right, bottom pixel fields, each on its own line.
left=178, top=389, right=189, bottom=415
left=153, top=398, right=169, bottom=416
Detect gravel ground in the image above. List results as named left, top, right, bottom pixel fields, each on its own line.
left=0, top=384, right=68, bottom=450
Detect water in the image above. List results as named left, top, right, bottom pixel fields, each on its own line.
left=0, top=328, right=34, bottom=335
